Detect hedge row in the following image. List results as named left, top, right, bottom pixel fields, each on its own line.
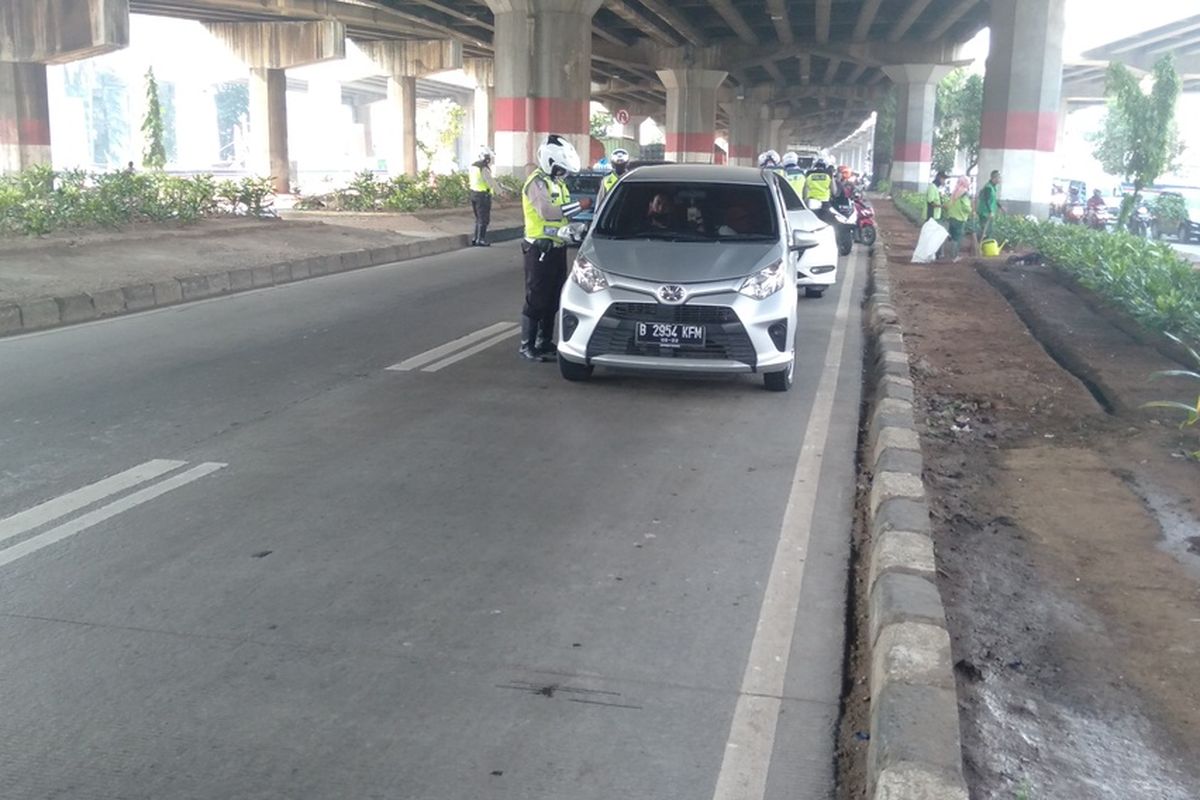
left=295, top=170, right=523, bottom=213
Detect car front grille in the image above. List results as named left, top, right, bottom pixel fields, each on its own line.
left=586, top=302, right=757, bottom=366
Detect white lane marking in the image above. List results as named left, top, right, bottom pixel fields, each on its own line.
left=710, top=251, right=860, bottom=800
left=0, top=459, right=186, bottom=546
left=386, top=322, right=518, bottom=372
left=0, top=462, right=227, bottom=569
left=421, top=328, right=522, bottom=372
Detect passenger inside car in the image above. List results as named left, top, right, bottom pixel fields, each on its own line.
left=646, top=193, right=674, bottom=228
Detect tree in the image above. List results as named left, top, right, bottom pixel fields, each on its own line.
left=871, top=85, right=896, bottom=185
left=932, top=69, right=983, bottom=174
left=141, top=67, right=167, bottom=169
left=1089, top=54, right=1184, bottom=226
left=214, top=81, right=249, bottom=163
left=590, top=110, right=613, bottom=139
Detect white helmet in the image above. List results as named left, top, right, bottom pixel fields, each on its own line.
left=782, top=151, right=799, bottom=167
left=476, top=145, right=494, bottom=162
left=610, top=148, right=630, bottom=164
left=758, top=149, right=780, bottom=168
left=537, top=134, right=582, bottom=175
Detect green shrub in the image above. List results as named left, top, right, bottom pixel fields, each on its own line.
left=1152, top=192, right=1188, bottom=230
left=0, top=166, right=273, bottom=236
left=298, top=170, right=480, bottom=213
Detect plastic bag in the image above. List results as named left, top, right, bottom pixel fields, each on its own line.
left=911, top=218, right=949, bottom=263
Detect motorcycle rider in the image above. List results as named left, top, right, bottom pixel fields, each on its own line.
left=804, top=158, right=833, bottom=210
left=519, top=134, right=592, bottom=362
left=782, top=151, right=806, bottom=198
left=595, top=147, right=630, bottom=208
left=758, top=149, right=785, bottom=177
left=1084, top=189, right=1108, bottom=229
left=469, top=145, right=496, bottom=246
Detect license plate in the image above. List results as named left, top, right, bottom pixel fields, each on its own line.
left=635, top=321, right=706, bottom=347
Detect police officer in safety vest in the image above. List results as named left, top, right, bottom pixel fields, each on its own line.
left=595, top=148, right=630, bottom=209
left=804, top=158, right=833, bottom=210
left=782, top=151, right=806, bottom=199
left=519, top=134, right=592, bottom=362
left=469, top=146, right=496, bottom=246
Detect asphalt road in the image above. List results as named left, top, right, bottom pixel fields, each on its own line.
left=0, top=242, right=866, bottom=800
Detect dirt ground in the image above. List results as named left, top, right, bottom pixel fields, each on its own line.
left=840, top=200, right=1200, bottom=799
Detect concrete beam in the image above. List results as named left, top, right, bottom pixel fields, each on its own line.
left=853, top=0, right=884, bottom=42
left=602, top=0, right=678, bottom=48
left=356, top=39, right=463, bottom=78
left=205, top=20, right=346, bottom=69
left=815, top=0, right=832, bottom=44
left=708, top=0, right=758, bottom=45
left=923, top=0, right=978, bottom=43
left=638, top=0, right=707, bottom=47
left=766, top=0, right=794, bottom=45
left=888, top=0, right=935, bottom=43
left=0, top=0, right=129, bottom=64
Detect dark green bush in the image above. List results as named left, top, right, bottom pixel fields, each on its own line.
left=295, top=170, right=511, bottom=212
left=0, top=166, right=274, bottom=236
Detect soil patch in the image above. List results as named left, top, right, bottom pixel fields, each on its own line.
left=871, top=199, right=1200, bottom=798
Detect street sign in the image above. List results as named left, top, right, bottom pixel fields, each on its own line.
left=615, top=109, right=630, bottom=126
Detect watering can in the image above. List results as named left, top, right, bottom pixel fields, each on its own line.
left=980, top=238, right=1006, bottom=257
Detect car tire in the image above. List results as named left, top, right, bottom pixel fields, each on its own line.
left=558, top=353, right=593, bottom=382
left=763, top=356, right=794, bottom=392
left=804, top=286, right=826, bottom=298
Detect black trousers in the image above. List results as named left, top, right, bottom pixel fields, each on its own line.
left=470, top=191, right=492, bottom=239
left=522, top=241, right=568, bottom=320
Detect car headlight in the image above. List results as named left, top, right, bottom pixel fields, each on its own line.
left=570, top=255, right=609, bottom=294
left=738, top=259, right=785, bottom=300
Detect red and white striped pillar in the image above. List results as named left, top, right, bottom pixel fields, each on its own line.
left=0, top=62, right=51, bottom=172
left=978, top=0, right=1066, bottom=218
left=487, top=0, right=602, bottom=176
left=722, top=96, right=760, bottom=167
left=657, top=68, right=726, bottom=164
left=883, top=63, right=951, bottom=192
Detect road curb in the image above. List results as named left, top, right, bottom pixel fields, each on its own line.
left=863, top=243, right=969, bottom=800
left=1, top=225, right=522, bottom=338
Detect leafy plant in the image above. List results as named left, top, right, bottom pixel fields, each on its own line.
left=1151, top=192, right=1188, bottom=233
left=590, top=110, right=614, bottom=139
left=933, top=69, right=984, bottom=174
left=1089, top=54, right=1184, bottom=226
left=1142, top=333, right=1200, bottom=459
left=141, top=68, right=167, bottom=169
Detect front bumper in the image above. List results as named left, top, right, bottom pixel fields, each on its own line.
left=558, top=274, right=796, bottom=375
left=796, top=231, right=839, bottom=287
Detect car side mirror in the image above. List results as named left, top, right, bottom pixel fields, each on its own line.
left=791, top=230, right=819, bottom=251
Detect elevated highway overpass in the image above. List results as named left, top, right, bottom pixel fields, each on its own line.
left=4, top=0, right=1075, bottom=213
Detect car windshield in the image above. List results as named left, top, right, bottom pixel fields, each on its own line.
left=1185, top=193, right=1200, bottom=210
left=564, top=173, right=603, bottom=196
left=592, top=181, right=777, bottom=242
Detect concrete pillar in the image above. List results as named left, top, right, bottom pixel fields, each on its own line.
left=979, top=0, right=1066, bottom=217
left=0, top=0, right=130, bottom=171
left=657, top=68, right=726, bottom=163
left=0, top=62, right=51, bottom=171
left=486, top=0, right=602, bottom=175
left=358, top=39, right=462, bottom=176
left=764, top=117, right=785, bottom=155
left=464, top=57, right=495, bottom=152
left=386, top=75, right=418, bottom=176
left=884, top=63, right=951, bottom=191
left=207, top=20, right=346, bottom=192
left=721, top=94, right=765, bottom=167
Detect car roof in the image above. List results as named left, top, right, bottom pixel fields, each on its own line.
left=621, top=164, right=769, bottom=185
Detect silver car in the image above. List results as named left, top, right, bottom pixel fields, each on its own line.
left=556, top=164, right=825, bottom=392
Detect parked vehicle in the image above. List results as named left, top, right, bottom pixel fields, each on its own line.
left=772, top=172, right=838, bottom=297
left=852, top=193, right=877, bottom=246
left=562, top=169, right=605, bottom=229
left=1181, top=193, right=1200, bottom=242
left=557, top=165, right=810, bottom=391
left=1084, top=203, right=1112, bottom=232
left=1063, top=201, right=1086, bottom=225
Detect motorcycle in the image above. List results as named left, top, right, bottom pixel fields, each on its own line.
left=852, top=194, right=876, bottom=246
left=1129, top=204, right=1155, bottom=238
left=1083, top=204, right=1112, bottom=232
left=1063, top=201, right=1086, bottom=225
left=827, top=201, right=857, bottom=256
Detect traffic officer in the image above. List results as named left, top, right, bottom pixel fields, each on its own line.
left=758, top=149, right=782, bottom=171
left=595, top=147, right=630, bottom=208
left=804, top=158, right=833, bottom=211
left=519, top=134, right=592, bottom=362
left=782, top=151, right=806, bottom=198
left=469, top=145, right=496, bottom=246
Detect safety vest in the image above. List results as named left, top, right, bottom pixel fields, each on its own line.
left=784, top=168, right=806, bottom=197
left=469, top=164, right=493, bottom=194
left=522, top=170, right=572, bottom=243
left=805, top=172, right=832, bottom=202
left=601, top=172, right=619, bottom=194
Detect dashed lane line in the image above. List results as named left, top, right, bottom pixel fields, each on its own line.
left=0, top=459, right=186, bottom=546
left=386, top=322, right=518, bottom=372
left=0, top=462, right=227, bottom=569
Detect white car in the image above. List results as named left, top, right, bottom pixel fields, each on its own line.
left=769, top=173, right=838, bottom=298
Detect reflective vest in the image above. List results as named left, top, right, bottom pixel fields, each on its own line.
left=522, top=170, right=572, bottom=243
left=601, top=172, right=619, bottom=194
left=469, top=164, right=493, bottom=194
left=805, top=171, right=831, bottom=202
left=784, top=168, right=806, bottom=197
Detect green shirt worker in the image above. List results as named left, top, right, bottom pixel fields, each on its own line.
left=944, top=176, right=973, bottom=261
left=977, top=170, right=1002, bottom=240
left=926, top=170, right=947, bottom=221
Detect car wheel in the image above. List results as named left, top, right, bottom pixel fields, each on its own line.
left=558, top=353, right=593, bottom=382
left=805, top=286, right=826, bottom=298
left=763, top=356, right=794, bottom=392
left=860, top=226, right=877, bottom=246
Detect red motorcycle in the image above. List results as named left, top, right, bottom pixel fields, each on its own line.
left=852, top=193, right=876, bottom=246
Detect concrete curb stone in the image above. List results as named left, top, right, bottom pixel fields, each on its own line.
left=862, top=243, right=968, bottom=799
left=0, top=224, right=522, bottom=338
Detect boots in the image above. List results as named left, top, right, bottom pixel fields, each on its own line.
left=518, top=316, right=550, bottom=362
left=535, top=317, right=557, bottom=357
left=475, top=222, right=490, bottom=247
